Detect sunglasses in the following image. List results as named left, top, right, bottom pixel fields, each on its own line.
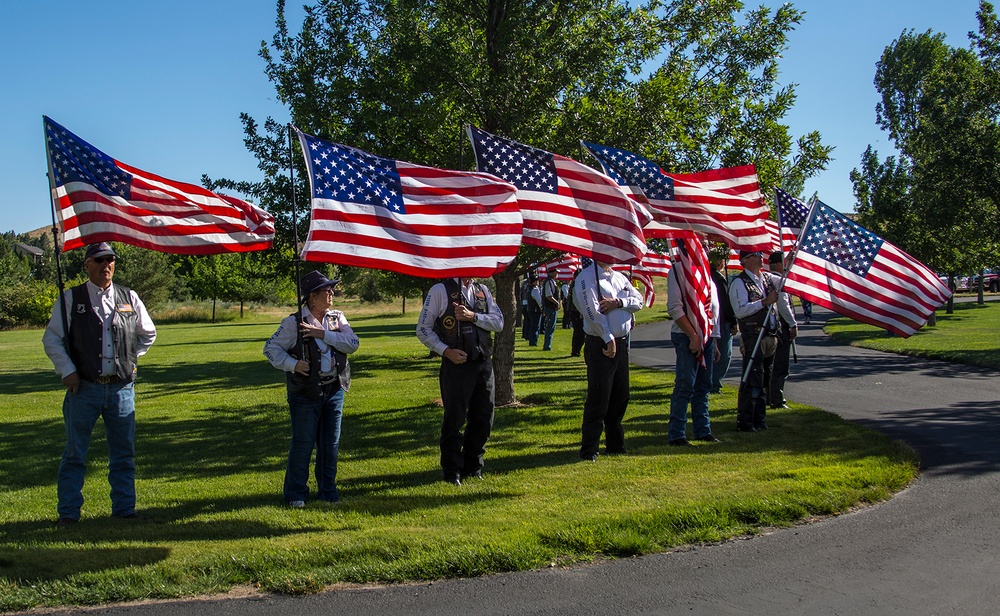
left=92, top=256, right=115, bottom=264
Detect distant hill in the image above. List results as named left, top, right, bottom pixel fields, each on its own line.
left=21, top=226, right=50, bottom=239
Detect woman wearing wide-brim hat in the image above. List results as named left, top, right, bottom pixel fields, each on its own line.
left=264, top=270, right=359, bottom=507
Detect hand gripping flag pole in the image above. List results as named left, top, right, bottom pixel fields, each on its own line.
left=739, top=196, right=820, bottom=387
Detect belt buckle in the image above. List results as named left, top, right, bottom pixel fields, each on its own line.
left=96, top=375, right=116, bottom=384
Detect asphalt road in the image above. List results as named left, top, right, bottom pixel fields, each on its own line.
left=47, top=306, right=1000, bottom=616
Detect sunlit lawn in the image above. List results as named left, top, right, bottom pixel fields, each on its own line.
left=825, top=301, right=1000, bottom=368
left=0, top=305, right=917, bottom=612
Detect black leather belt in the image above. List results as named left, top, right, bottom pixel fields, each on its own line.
left=95, top=375, right=120, bottom=384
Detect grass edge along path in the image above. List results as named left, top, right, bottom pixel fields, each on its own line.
left=0, top=311, right=917, bottom=612
left=825, top=301, right=1000, bottom=369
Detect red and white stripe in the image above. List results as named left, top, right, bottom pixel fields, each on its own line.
left=302, top=164, right=521, bottom=279
left=673, top=237, right=715, bottom=364
left=54, top=163, right=274, bottom=255
left=536, top=253, right=582, bottom=282
left=515, top=154, right=647, bottom=265
left=649, top=165, right=771, bottom=251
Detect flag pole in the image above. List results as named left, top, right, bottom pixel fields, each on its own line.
left=42, top=117, right=70, bottom=345
left=287, top=125, right=305, bottom=338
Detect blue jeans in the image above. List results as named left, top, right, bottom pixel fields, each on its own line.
left=541, top=307, right=558, bottom=350
left=669, top=332, right=715, bottom=441
left=285, top=386, right=344, bottom=503
left=57, top=379, right=136, bottom=519
left=712, top=321, right=734, bottom=392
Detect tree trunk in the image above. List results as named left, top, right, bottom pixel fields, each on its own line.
left=978, top=269, right=985, bottom=305
left=492, top=265, right=520, bottom=406
left=928, top=311, right=938, bottom=326
left=402, top=295, right=406, bottom=315
left=212, top=296, right=217, bottom=324
left=240, top=300, right=245, bottom=318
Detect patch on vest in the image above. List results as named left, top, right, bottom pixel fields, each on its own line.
left=76, top=303, right=86, bottom=314
left=442, top=315, right=457, bottom=330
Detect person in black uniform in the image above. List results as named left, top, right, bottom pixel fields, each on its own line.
left=416, top=277, right=504, bottom=485
left=767, top=251, right=798, bottom=409
left=728, top=251, right=779, bottom=432
left=710, top=252, right=738, bottom=393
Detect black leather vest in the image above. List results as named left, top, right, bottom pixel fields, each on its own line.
left=735, top=271, right=774, bottom=331
left=433, top=279, right=493, bottom=361
left=285, top=311, right=351, bottom=399
left=69, top=283, right=138, bottom=383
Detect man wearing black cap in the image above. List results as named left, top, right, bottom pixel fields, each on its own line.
left=728, top=250, right=779, bottom=432
left=416, top=277, right=504, bottom=485
left=767, top=251, right=798, bottom=409
left=42, top=242, right=156, bottom=525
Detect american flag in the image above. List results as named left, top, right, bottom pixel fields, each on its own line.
left=673, top=236, right=715, bottom=366
left=296, top=128, right=521, bottom=278
left=776, top=188, right=809, bottom=234
left=784, top=200, right=951, bottom=337
left=44, top=116, right=274, bottom=254
left=582, top=141, right=771, bottom=251
left=536, top=253, right=582, bottom=282
left=725, top=221, right=796, bottom=271
left=468, top=127, right=646, bottom=265
left=635, top=250, right=672, bottom=277
left=632, top=270, right=656, bottom=308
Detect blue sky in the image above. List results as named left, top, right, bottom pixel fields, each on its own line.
left=0, top=0, right=983, bottom=234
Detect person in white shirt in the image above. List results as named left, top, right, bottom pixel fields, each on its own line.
left=42, top=242, right=156, bottom=526
left=264, top=270, right=359, bottom=508
left=767, top=251, right=798, bottom=409
left=416, top=278, right=504, bottom=485
left=728, top=250, right=779, bottom=432
left=573, top=260, right=643, bottom=461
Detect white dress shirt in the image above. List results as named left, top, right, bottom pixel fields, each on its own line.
left=573, top=265, right=643, bottom=343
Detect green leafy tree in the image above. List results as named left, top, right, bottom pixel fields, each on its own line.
left=854, top=2, right=1000, bottom=312
left=111, top=244, right=178, bottom=311
left=234, top=0, right=830, bottom=404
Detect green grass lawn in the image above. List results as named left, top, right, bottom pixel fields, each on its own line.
left=825, top=301, right=1000, bottom=368
left=0, top=307, right=916, bottom=612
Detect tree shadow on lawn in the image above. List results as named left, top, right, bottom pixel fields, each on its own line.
left=0, top=368, right=61, bottom=396
left=136, top=356, right=380, bottom=400
left=0, top=545, right=172, bottom=583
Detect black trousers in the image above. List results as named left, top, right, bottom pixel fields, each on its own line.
left=769, top=322, right=792, bottom=407
left=439, top=357, right=495, bottom=479
left=580, top=334, right=630, bottom=457
left=737, top=331, right=773, bottom=430
left=570, top=317, right=585, bottom=355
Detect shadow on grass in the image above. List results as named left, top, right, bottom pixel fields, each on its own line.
left=0, top=546, right=172, bottom=582
left=0, top=369, right=60, bottom=396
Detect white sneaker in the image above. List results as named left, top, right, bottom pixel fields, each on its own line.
left=288, top=500, right=305, bottom=509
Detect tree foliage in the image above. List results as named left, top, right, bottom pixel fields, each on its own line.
left=236, top=0, right=831, bottom=403
left=853, top=0, right=1000, bottom=299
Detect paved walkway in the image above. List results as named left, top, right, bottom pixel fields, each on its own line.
left=57, top=307, right=1000, bottom=615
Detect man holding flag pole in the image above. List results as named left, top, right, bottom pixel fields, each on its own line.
left=40, top=116, right=275, bottom=525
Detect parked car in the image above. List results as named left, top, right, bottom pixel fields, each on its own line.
left=937, top=273, right=971, bottom=292
left=968, top=269, right=1000, bottom=293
